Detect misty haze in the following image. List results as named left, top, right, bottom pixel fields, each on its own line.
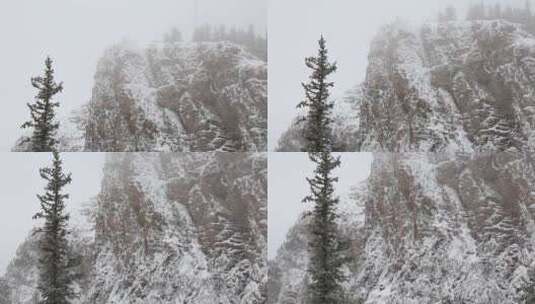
left=0, top=152, right=267, bottom=303
left=6, top=0, right=535, bottom=303
left=1, top=0, right=267, bottom=152
left=272, top=0, right=535, bottom=154
left=269, top=0, right=535, bottom=303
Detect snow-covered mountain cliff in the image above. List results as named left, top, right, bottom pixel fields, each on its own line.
left=1, top=153, right=267, bottom=304
left=277, top=20, right=535, bottom=152
left=14, top=41, right=267, bottom=152
left=269, top=152, right=535, bottom=303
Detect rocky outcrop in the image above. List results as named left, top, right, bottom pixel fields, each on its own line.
left=1, top=153, right=267, bottom=304
left=270, top=152, right=535, bottom=303
left=277, top=20, right=535, bottom=152
left=84, top=42, right=267, bottom=152
left=86, top=153, right=266, bottom=303
left=13, top=41, right=267, bottom=152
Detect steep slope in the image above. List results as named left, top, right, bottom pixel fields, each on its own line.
left=84, top=41, right=266, bottom=152
left=1, top=153, right=267, bottom=304
left=277, top=20, right=535, bottom=152
left=269, top=152, right=535, bottom=303
left=13, top=41, right=267, bottom=152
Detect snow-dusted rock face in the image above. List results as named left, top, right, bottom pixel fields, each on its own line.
left=1, top=153, right=267, bottom=304
left=84, top=42, right=267, bottom=152
left=277, top=20, right=535, bottom=152
left=269, top=152, right=535, bottom=304
left=13, top=41, right=267, bottom=152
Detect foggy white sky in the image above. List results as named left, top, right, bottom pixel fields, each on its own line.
left=0, top=153, right=105, bottom=275
left=268, top=152, right=372, bottom=259
left=267, top=0, right=533, bottom=150
left=0, top=0, right=266, bottom=151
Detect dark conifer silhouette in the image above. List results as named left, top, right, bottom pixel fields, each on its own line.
left=22, top=57, right=64, bottom=152
left=33, top=152, right=75, bottom=304
left=297, top=36, right=337, bottom=152
left=303, top=152, right=346, bottom=303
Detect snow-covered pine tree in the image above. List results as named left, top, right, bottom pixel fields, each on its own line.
left=33, top=151, right=75, bottom=304
left=21, top=57, right=64, bottom=152
left=297, top=36, right=337, bottom=152
left=303, top=152, right=345, bottom=304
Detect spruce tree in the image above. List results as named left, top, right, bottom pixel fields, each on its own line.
left=21, top=57, right=64, bottom=151
left=33, top=151, right=75, bottom=304
left=303, top=152, right=345, bottom=303
left=297, top=36, right=337, bottom=152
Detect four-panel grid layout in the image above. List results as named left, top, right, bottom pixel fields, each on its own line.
left=2, top=1, right=535, bottom=303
